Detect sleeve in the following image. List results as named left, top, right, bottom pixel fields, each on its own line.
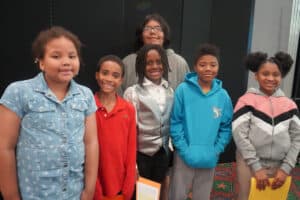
left=122, top=104, right=137, bottom=200
left=83, top=87, right=97, bottom=116
left=170, top=86, right=189, bottom=158
left=281, top=107, right=300, bottom=174
left=232, top=98, right=262, bottom=172
left=0, top=82, right=24, bottom=118
left=214, top=93, right=233, bottom=155
left=123, top=86, right=138, bottom=119
left=120, top=54, right=137, bottom=95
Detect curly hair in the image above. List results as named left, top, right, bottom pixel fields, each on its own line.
left=96, top=55, right=125, bottom=77
left=194, top=43, right=220, bottom=65
left=244, top=51, right=293, bottom=78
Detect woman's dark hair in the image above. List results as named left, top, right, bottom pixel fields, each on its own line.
left=134, top=13, right=171, bottom=51
left=136, top=44, right=169, bottom=86
left=32, top=26, right=83, bottom=66
left=244, top=51, right=294, bottom=78
left=194, top=43, right=220, bottom=65
left=96, top=55, right=125, bottom=77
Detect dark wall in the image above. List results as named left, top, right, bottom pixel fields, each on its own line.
left=1, top=0, right=254, bottom=162
left=209, top=0, right=254, bottom=162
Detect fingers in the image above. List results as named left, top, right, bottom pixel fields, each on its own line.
left=271, top=179, right=285, bottom=189
left=256, top=179, right=270, bottom=190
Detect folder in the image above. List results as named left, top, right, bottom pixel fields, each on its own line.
left=136, top=177, right=161, bottom=200
left=102, top=195, right=124, bottom=200
left=248, top=176, right=291, bottom=200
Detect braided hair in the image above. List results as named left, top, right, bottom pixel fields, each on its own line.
left=135, top=44, right=169, bottom=86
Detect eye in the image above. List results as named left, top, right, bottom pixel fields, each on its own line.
left=147, top=61, right=154, bottom=66
left=156, top=60, right=162, bottom=65
left=51, top=54, right=60, bottom=59
left=69, top=55, right=77, bottom=59
left=101, top=70, right=109, bottom=75
left=112, top=72, right=121, bottom=79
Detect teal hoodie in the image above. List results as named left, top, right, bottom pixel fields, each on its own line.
left=170, top=72, right=233, bottom=168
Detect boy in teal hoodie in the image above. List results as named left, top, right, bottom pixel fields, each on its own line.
left=169, top=43, right=233, bottom=200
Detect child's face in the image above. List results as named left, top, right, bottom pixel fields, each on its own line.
left=142, top=20, right=164, bottom=47
left=95, top=61, right=123, bottom=94
left=255, top=62, right=282, bottom=96
left=194, top=55, right=219, bottom=85
left=39, top=36, right=80, bottom=86
left=145, top=49, right=163, bottom=85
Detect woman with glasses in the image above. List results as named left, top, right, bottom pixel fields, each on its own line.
left=120, top=13, right=189, bottom=94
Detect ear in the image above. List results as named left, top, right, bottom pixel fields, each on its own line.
left=120, top=76, right=124, bottom=83
left=95, top=72, right=99, bottom=80
left=193, top=65, right=197, bottom=71
left=39, top=60, right=45, bottom=71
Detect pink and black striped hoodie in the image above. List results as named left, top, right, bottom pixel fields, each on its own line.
left=232, top=88, right=300, bottom=174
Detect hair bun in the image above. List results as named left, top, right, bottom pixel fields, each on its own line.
left=244, top=52, right=268, bottom=72
left=274, top=51, right=294, bottom=77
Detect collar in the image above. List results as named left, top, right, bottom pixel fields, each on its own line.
left=94, top=93, right=127, bottom=113
left=142, top=77, right=169, bottom=88
left=32, top=72, right=81, bottom=99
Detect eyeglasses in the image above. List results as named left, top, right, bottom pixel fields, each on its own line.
left=143, top=26, right=163, bottom=32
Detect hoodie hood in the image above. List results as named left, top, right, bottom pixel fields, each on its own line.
left=247, top=87, right=285, bottom=97
left=184, top=72, right=222, bottom=96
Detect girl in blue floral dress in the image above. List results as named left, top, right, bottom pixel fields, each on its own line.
left=0, top=26, right=99, bottom=200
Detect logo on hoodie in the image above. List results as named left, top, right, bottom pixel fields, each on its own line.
left=212, top=106, right=222, bottom=118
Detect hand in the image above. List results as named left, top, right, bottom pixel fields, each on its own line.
left=254, top=169, right=270, bottom=190
left=271, top=169, right=288, bottom=189
left=80, top=189, right=94, bottom=200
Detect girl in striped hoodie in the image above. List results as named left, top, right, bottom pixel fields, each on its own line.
left=233, top=51, right=300, bottom=200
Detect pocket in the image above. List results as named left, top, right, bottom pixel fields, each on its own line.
left=183, top=145, right=218, bottom=168
left=68, top=99, right=88, bottom=127
left=25, top=99, right=56, bottom=130
left=35, top=169, right=62, bottom=199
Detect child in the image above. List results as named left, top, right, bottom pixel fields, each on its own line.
left=169, top=43, right=233, bottom=200
left=0, top=26, right=98, bottom=200
left=93, top=55, right=136, bottom=200
left=232, top=51, right=300, bottom=200
left=123, top=44, right=174, bottom=187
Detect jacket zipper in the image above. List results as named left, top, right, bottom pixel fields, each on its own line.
left=269, top=97, right=275, bottom=160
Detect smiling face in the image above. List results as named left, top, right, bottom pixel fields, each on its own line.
left=255, top=62, right=282, bottom=96
left=39, top=36, right=80, bottom=87
left=142, top=20, right=164, bottom=46
left=194, top=55, right=219, bottom=86
left=95, top=60, right=123, bottom=94
left=145, top=49, right=163, bottom=84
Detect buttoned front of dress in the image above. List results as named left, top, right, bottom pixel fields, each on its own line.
left=0, top=73, right=97, bottom=200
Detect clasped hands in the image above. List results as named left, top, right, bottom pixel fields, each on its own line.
left=254, top=168, right=288, bottom=190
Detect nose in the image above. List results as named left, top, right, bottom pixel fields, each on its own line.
left=62, top=57, right=71, bottom=66
left=104, top=74, right=114, bottom=82
left=204, top=65, right=212, bottom=71
left=266, top=75, right=275, bottom=80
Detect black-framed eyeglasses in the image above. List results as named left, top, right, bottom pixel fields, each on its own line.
left=143, top=26, right=163, bottom=32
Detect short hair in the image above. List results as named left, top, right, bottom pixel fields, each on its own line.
left=96, top=55, right=125, bottom=77
left=134, top=13, right=171, bottom=51
left=136, top=44, right=169, bottom=86
left=32, top=26, right=83, bottom=66
left=194, top=43, right=220, bottom=65
left=244, top=51, right=293, bottom=78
